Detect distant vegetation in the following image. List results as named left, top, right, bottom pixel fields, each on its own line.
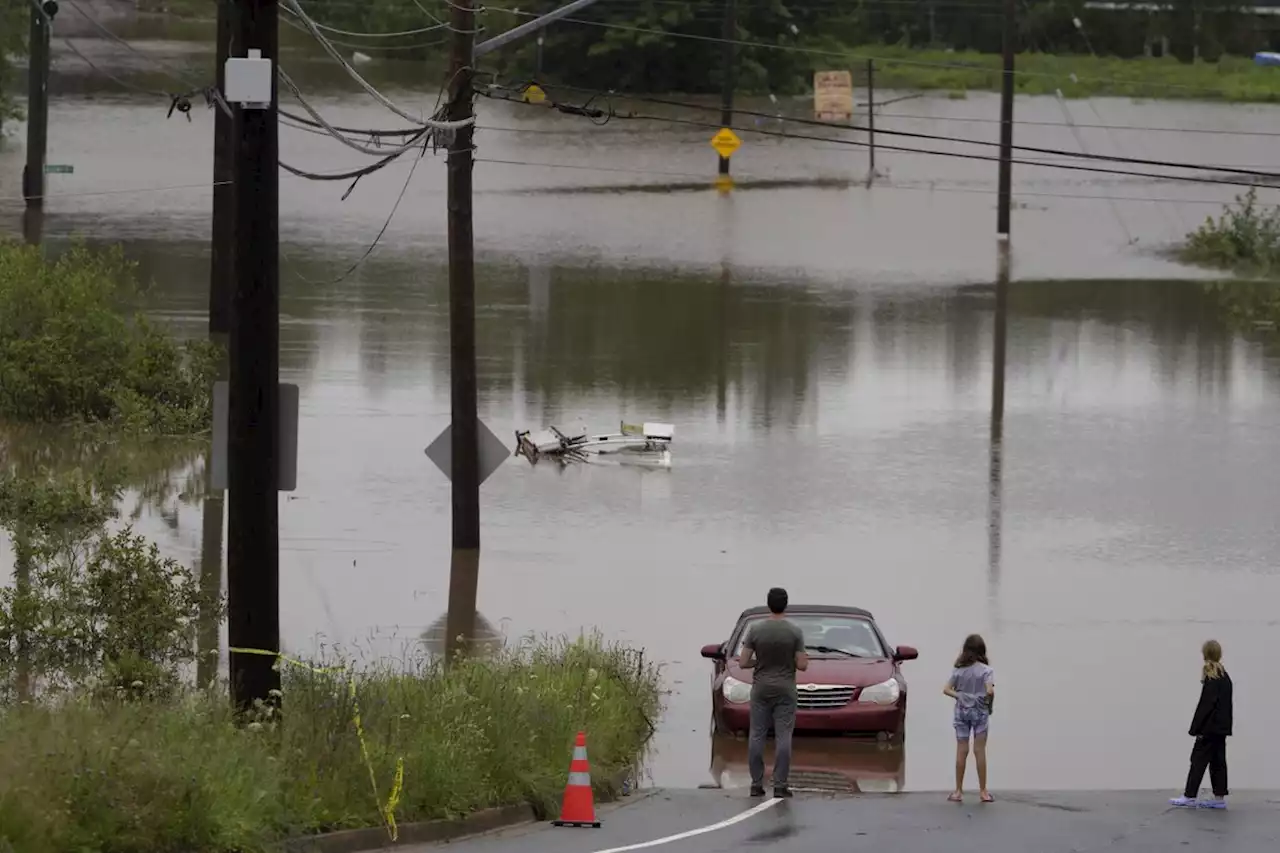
left=0, top=0, right=25, bottom=133
left=283, top=0, right=1280, bottom=100
left=1182, top=190, right=1280, bottom=274
left=0, top=241, right=218, bottom=434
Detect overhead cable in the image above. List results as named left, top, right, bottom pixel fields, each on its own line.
left=478, top=85, right=1280, bottom=191
left=489, top=83, right=1280, bottom=183
left=279, top=0, right=474, bottom=130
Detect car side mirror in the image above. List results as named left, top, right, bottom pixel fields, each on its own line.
left=701, top=643, right=726, bottom=660
left=893, top=645, right=919, bottom=662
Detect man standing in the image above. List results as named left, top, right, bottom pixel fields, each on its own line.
left=739, top=586, right=809, bottom=798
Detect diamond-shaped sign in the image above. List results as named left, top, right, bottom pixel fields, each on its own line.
left=710, top=127, right=741, bottom=159
left=424, top=419, right=510, bottom=485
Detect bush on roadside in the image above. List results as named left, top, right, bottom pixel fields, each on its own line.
left=0, top=240, right=218, bottom=434
left=0, top=634, right=663, bottom=853
left=1182, top=189, right=1280, bottom=274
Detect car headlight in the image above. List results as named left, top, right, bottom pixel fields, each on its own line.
left=858, top=678, right=901, bottom=705
left=722, top=676, right=752, bottom=704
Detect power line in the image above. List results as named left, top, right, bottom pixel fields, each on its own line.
left=482, top=83, right=1280, bottom=185
left=279, top=0, right=475, bottom=129
left=1, top=159, right=1257, bottom=209
left=856, top=110, right=1280, bottom=141
left=285, top=0, right=449, bottom=37
left=472, top=156, right=1261, bottom=207
left=62, top=0, right=205, bottom=90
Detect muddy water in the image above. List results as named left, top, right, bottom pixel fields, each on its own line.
left=3, top=43, right=1280, bottom=793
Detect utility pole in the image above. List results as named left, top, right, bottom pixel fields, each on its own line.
left=211, top=0, right=236, bottom=337
left=865, top=59, right=875, bottom=186
left=22, top=1, right=53, bottom=210
left=227, top=0, right=281, bottom=712
left=717, top=0, right=738, bottom=178
left=996, top=0, right=1016, bottom=239
left=443, top=0, right=481, bottom=664
left=199, top=0, right=236, bottom=691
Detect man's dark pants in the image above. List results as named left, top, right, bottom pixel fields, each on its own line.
left=747, top=689, right=797, bottom=788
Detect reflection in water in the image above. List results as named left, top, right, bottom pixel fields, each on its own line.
left=420, top=611, right=505, bottom=659
left=988, top=245, right=1009, bottom=612
left=22, top=209, right=43, bottom=246
left=709, top=734, right=906, bottom=794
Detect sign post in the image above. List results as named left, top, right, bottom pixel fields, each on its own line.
left=709, top=128, right=742, bottom=191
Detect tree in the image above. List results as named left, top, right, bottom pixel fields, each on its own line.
left=1, top=0, right=28, bottom=137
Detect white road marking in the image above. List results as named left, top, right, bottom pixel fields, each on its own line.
left=590, top=797, right=784, bottom=853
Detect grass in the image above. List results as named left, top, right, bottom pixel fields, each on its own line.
left=1182, top=189, right=1280, bottom=274
left=861, top=47, right=1280, bottom=102
left=0, top=633, right=663, bottom=853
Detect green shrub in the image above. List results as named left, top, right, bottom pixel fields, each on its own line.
left=1182, top=189, right=1280, bottom=274
left=0, top=471, right=215, bottom=702
left=0, top=635, right=663, bottom=853
left=0, top=241, right=218, bottom=434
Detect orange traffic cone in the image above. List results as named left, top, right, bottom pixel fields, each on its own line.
left=552, top=731, right=602, bottom=828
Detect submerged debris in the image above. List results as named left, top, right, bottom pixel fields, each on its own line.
left=515, top=422, right=673, bottom=467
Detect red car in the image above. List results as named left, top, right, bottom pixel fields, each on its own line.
left=701, top=604, right=918, bottom=741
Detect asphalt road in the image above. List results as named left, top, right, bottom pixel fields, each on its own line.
left=389, top=789, right=1280, bottom=853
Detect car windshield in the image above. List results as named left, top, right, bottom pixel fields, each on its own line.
left=733, top=614, right=887, bottom=659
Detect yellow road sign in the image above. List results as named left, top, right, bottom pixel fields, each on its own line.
left=710, top=127, right=741, bottom=159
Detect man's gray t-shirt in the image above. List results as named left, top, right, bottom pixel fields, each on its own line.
left=743, top=618, right=805, bottom=699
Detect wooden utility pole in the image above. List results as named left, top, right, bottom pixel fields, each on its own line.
left=997, top=0, right=1016, bottom=239
left=199, top=0, right=236, bottom=692
left=227, top=0, right=281, bottom=711
left=443, top=0, right=481, bottom=664
left=22, top=1, right=52, bottom=209
left=717, top=0, right=738, bottom=178
left=210, top=0, right=237, bottom=336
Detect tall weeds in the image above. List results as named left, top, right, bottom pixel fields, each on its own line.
left=1182, top=189, right=1280, bottom=274
left=0, top=633, right=663, bottom=853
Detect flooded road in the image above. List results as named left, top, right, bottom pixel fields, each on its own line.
left=3, top=44, right=1280, bottom=793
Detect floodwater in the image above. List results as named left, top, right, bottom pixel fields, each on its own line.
left=3, top=39, right=1280, bottom=794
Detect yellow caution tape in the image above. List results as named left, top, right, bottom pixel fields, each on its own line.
left=229, top=647, right=405, bottom=841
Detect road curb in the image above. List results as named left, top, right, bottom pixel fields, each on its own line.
left=281, top=784, right=657, bottom=852
left=281, top=803, right=537, bottom=853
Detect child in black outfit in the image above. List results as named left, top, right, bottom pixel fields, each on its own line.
left=1169, top=639, right=1233, bottom=809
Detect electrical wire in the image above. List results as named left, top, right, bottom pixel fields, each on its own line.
left=488, top=83, right=1280, bottom=183
left=470, top=156, right=1261, bottom=208
left=2, top=179, right=233, bottom=204
left=286, top=0, right=448, bottom=37
left=279, top=0, right=474, bottom=130
left=278, top=10, right=451, bottom=52
left=2, top=158, right=1257, bottom=210
left=853, top=110, right=1280, bottom=141
left=286, top=72, right=459, bottom=284
left=62, top=0, right=205, bottom=89
left=278, top=69, right=433, bottom=155
left=278, top=108, right=425, bottom=137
